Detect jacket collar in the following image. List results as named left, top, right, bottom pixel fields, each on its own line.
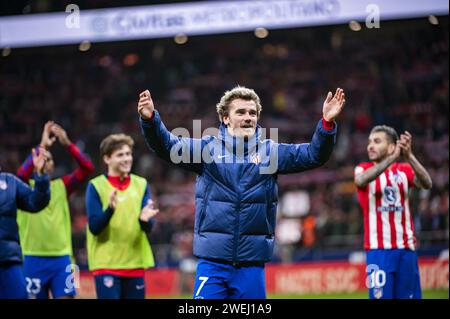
left=218, top=122, right=262, bottom=157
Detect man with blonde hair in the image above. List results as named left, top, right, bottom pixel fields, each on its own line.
left=85, top=133, right=159, bottom=299
left=138, top=85, right=345, bottom=299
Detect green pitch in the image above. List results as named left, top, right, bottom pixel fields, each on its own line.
left=152, top=289, right=448, bottom=299
left=267, top=289, right=449, bottom=299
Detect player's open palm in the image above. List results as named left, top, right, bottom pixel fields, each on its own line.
left=108, top=189, right=118, bottom=211
left=51, top=124, right=71, bottom=147
left=138, top=90, right=154, bottom=120
left=399, top=131, right=412, bottom=160
left=32, top=145, right=48, bottom=176
left=41, top=121, right=57, bottom=149
left=323, top=88, right=345, bottom=122
left=140, top=200, right=159, bottom=222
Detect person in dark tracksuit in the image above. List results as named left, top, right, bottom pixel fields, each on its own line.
left=137, top=86, right=346, bottom=299
left=0, top=146, right=50, bottom=299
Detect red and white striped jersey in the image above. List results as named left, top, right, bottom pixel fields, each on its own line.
left=355, top=162, right=416, bottom=251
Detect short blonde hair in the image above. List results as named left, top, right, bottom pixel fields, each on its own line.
left=216, top=86, right=262, bottom=122
left=100, top=134, right=134, bottom=157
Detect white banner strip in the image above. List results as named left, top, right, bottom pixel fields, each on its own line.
left=0, top=0, right=448, bottom=48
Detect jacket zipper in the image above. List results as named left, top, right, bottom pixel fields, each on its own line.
left=265, top=179, right=273, bottom=236
left=232, top=167, right=243, bottom=264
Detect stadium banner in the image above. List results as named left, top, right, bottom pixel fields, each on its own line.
left=265, top=257, right=449, bottom=294
left=76, top=257, right=448, bottom=298
left=0, top=0, right=448, bottom=48
left=77, top=268, right=181, bottom=298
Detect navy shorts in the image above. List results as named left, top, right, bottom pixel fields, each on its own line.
left=94, top=275, right=146, bottom=299
left=23, top=255, right=77, bottom=299
left=193, top=259, right=266, bottom=299
left=366, top=249, right=421, bottom=299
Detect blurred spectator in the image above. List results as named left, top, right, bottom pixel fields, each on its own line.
left=1, top=17, right=448, bottom=266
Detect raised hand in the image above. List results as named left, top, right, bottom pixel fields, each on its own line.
left=140, top=199, right=159, bottom=222
left=108, top=189, right=118, bottom=211
left=51, top=123, right=71, bottom=147
left=32, top=145, right=48, bottom=176
left=390, top=140, right=402, bottom=162
left=40, top=121, right=57, bottom=149
left=323, top=88, right=346, bottom=122
left=398, top=131, right=412, bottom=160
left=138, top=90, right=155, bottom=120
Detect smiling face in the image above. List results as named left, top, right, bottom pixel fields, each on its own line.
left=367, top=131, right=396, bottom=163
left=223, top=98, right=258, bottom=138
left=103, top=144, right=133, bottom=177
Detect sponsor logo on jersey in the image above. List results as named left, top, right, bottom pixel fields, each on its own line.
left=384, top=186, right=397, bottom=204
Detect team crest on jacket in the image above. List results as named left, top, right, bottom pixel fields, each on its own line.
left=0, top=180, right=7, bottom=190
left=250, top=153, right=261, bottom=165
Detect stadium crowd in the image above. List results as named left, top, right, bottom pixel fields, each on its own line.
left=1, top=17, right=448, bottom=268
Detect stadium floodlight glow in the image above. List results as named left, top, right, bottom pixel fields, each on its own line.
left=428, top=15, right=439, bottom=25
left=263, top=44, right=276, bottom=56
left=123, top=53, right=139, bottom=66
left=174, top=33, right=188, bottom=45
left=79, top=40, right=91, bottom=52
left=2, top=47, right=11, bottom=57
left=98, top=55, right=112, bottom=67
left=349, top=20, right=362, bottom=31
left=254, top=27, right=269, bottom=39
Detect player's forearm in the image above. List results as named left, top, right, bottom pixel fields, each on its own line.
left=355, top=156, right=395, bottom=187
left=88, top=207, right=114, bottom=235
left=408, top=154, right=432, bottom=189
left=139, top=219, right=155, bottom=233
left=67, top=143, right=95, bottom=172
left=17, top=151, right=36, bottom=182
left=17, top=174, right=50, bottom=212
left=306, top=119, right=336, bottom=166
left=140, top=111, right=174, bottom=159
left=63, top=145, right=95, bottom=195
left=140, top=111, right=198, bottom=165
left=62, top=169, right=91, bottom=196
left=86, top=184, right=114, bottom=235
left=277, top=119, right=336, bottom=174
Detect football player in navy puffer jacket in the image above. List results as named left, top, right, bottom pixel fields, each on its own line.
left=138, top=86, right=345, bottom=299
left=0, top=146, right=50, bottom=299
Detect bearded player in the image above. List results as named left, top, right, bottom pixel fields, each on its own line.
left=354, top=125, right=432, bottom=299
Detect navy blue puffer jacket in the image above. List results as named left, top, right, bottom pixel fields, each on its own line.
left=0, top=172, right=50, bottom=264
left=140, top=111, right=336, bottom=263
